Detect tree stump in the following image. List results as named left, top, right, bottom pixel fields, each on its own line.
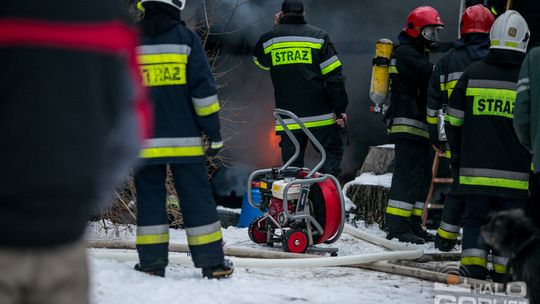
left=358, top=144, right=395, bottom=175
left=347, top=145, right=394, bottom=228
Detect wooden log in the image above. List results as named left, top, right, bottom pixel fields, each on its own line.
left=358, top=145, right=395, bottom=175
left=346, top=184, right=390, bottom=227
left=353, top=262, right=505, bottom=291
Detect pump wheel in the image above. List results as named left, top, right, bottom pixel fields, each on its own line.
left=248, top=216, right=268, bottom=244
left=283, top=229, right=309, bottom=253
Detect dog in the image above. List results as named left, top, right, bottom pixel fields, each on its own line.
left=482, top=209, right=540, bottom=303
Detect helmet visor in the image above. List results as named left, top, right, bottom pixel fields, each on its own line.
left=422, top=26, right=443, bottom=42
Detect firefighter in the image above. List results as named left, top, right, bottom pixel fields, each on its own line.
left=384, top=6, right=444, bottom=244
left=134, top=0, right=233, bottom=279
left=252, top=0, right=349, bottom=177
left=445, top=10, right=530, bottom=282
left=427, top=5, right=495, bottom=252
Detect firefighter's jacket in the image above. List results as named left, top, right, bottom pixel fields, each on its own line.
left=446, top=50, right=530, bottom=199
left=427, top=34, right=490, bottom=144
left=386, top=33, right=433, bottom=142
left=252, top=15, right=348, bottom=132
left=137, top=19, right=221, bottom=164
left=514, top=47, right=540, bottom=173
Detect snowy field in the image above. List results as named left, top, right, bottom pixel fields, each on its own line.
left=86, top=222, right=448, bottom=304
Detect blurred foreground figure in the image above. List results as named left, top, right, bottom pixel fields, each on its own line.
left=0, top=0, right=149, bottom=303
left=514, top=46, right=540, bottom=229
left=134, top=0, right=233, bottom=279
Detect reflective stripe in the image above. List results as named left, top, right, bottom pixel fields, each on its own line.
left=136, top=224, right=170, bottom=245
left=461, top=248, right=488, bottom=267
left=386, top=199, right=414, bottom=217
left=141, top=137, right=205, bottom=158
left=447, top=72, right=463, bottom=82
left=186, top=221, right=223, bottom=246
left=493, top=264, right=507, bottom=274
left=492, top=255, right=509, bottom=274
left=253, top=56, right=269, bottom=71
left=427, top=108, right=439, bottom=117
left=414, top=202, right=425, bottom=209
left=387, top=199, right=414, bottom=210
left=192, top=95, right=220, bottom=116
left=445, top=107, right=464, bottom=127
left=517, top=78, right=530, bottom=86
left=426, top=116, right=438, bottom=125
left=389, top=125, right=429, bottom=138
left=412, top=209, right=423, bottom=216
left=517, top=77, right=530, bottom=94
left=137, top=44, right=191, bottom=55
left=439, top=222, right=460, bottom=233
left=137, top=224, right=169, bottom=235
left=386, top=206, right=412, bottom=217
left=447, top=107, right=464, bottom=119
left=275, top=113, right=335, bottom=131
left=467, top=79, right=517, bottom=91
left=211, top=141, right=223, bottom=149
left=389, top=66, right=398, bottom=74
left=392, top=118, right=428, bottom=130
left=193, top=95, right=219, bottom=108
left=320, top=55, right=342, bottom=75
left=144, top=137, right=203, bottom=148
left=491, top=40, right=519, bottom=48
left=138, top=53, right=188, bottom=65
left=436, top=228, right=459, bottom=240
left=460, top=167, right=530, bottom=190
left=263, top=36, right=324, bottom=53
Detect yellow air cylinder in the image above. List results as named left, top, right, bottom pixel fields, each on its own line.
left=369, top=39, right=394, bottom=112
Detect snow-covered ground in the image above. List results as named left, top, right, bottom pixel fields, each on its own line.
left=86, top=221, right=449, bottom=304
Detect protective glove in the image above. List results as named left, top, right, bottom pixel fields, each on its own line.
left=206, top=140, right=223, bottom=157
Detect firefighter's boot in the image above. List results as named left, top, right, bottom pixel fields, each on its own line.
left=434, top=234, right=457, bottom=252
left=412, top=216, right=435, bottom=242
left=202, top=259, right=234, bottom=279
left=134, top=263, right=165, bottom=277
left=386, top=215, right=425, bottom=244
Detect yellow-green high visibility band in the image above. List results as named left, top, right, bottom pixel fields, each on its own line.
left=187, top=230, right=223, bottom=246
left=461, top=257, right=488, bottom=268
left=389, top=66, right=398, bottom=74
left=445, top=115, right=464, bottom=127
left=412, top=208, right=423, bottom=216
left=136, top=233, right=170, bottom=245
left=389, top=125, right=429, bottom=138
left=195, top=102, right=220, bottom=116
left=264, top=42, right=322, bottom=54
left=493, top=264, right=507, bottom=274
left=321, top=60, right=342, bottom=75
left=140, top=146, right=205, bottom=158
left=253, top=57, right=270, bottom=71
left=275, top=118, right=335, bottom=132
left=460, top=176, right=529, bottom=190
left=426, top=116, right=438, bottom=125
left=386, top=206, right=412, bottom=218
left=436, top=228, right=459, bottom=240
left=138, top=53, right=188, bottom=65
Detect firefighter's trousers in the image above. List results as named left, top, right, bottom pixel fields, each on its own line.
left=134, top=163, right=224, bottom=271
left=385, top=138, right=432, bottom=233
left=436, top=169, right=466, bottom=245
left=460, top=195, right=526, bottom=282
left=280, top=125, right=343, bottom=177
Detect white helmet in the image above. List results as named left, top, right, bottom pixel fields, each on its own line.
left=140, top=0, right=186, bottom=10
left=490, top=10, right=530, bottom=53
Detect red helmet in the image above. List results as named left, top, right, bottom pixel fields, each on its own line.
left=403, top=6, right=444, bottom=38
left=460, top=4, right=495, bottom=35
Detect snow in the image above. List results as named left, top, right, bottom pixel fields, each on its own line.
left=86, top=221, right=451, bottom=304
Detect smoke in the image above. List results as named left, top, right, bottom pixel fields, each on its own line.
left=188, top=0, right=461, bottom=196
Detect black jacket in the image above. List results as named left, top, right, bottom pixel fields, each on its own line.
left=0, top=0, right=143, bottom=247
left=386, top=33, right=433, bottom=142
left=446, top=50, right=530, bottom=199
left=427, top=34, right=490, bottom=144
left=253, top=15, right=348, bottom=132
left=138, top=4, right=221, bottom=164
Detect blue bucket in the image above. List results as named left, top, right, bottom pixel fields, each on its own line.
left=238, top=189, right=263, bottom=228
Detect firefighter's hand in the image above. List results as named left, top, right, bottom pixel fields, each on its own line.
left=206, top=141, right=223, bottom=157
left=431, top=142, right=446, bottom=153
left=274, top=11, right=283, bottom=26
left=335, top=113, right=347, bottom=128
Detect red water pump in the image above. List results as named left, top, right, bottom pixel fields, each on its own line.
left=246, top=109, right=345, bottom=254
